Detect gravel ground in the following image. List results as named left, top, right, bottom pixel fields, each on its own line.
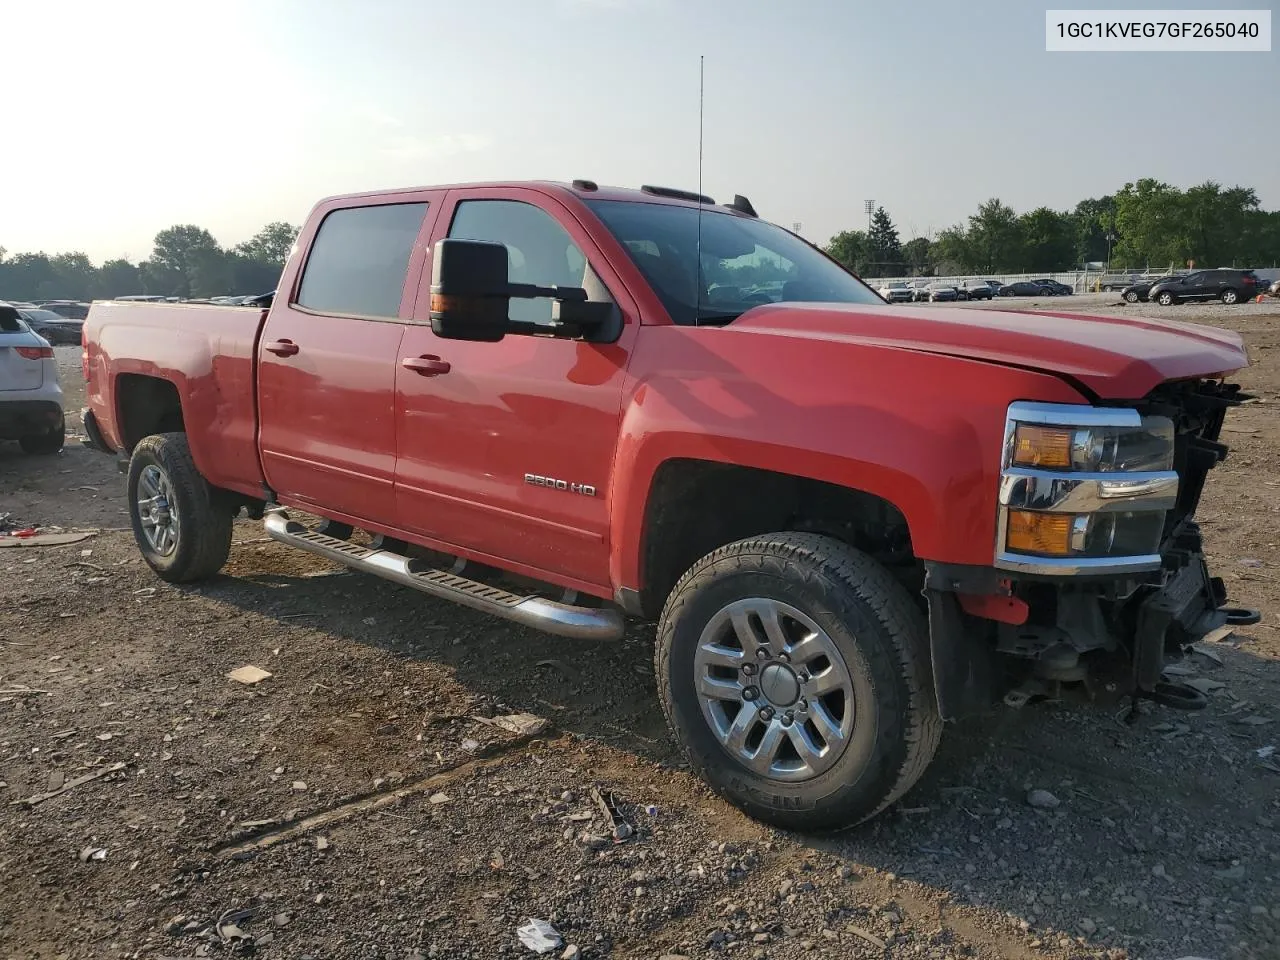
left=1, top=300, right=1278, bottom=960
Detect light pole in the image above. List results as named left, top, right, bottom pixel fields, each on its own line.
left=864, top=201, right=875, bottom=274
left=1105, top=232, right=1116, bottom=272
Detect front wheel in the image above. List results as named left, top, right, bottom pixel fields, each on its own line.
left=1157, top=291, right=1177, bottom=306
left=127, top=432, right=233, bottom=583
left=655, top=534, right=941, bottom=832
left=1123, top=290, right=1139, bottom=303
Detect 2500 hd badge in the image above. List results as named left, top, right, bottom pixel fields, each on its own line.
left=524, top=473, right=597, bottom=496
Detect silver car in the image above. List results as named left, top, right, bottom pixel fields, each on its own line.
left=926, top=282, right=960, bottom=302
left=1, top=303, right=65, bottom=454
left=18, top=307, right=84, bottom=346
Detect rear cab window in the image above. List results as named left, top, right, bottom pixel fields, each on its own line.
left=295, top=203, right=429, bottom=319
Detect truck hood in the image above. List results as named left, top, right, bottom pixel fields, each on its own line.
left=734, top=302, right=1249, bottom=399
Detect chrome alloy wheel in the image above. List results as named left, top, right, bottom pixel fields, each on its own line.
left=693, top=598, right=856, bottom=782
left=137, top=464, right=180, bottom=556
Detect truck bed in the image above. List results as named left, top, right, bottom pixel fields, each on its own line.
left=84, top=300, right=268, bottom=497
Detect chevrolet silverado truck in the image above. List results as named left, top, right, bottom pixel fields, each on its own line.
left=81, top=180, right=1259, bottom=831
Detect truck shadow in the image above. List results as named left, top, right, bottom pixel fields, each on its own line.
left=198, top=557, right=1280, bottom=958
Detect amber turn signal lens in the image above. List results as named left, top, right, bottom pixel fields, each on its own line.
left=1005, top=510, right=1073, bottom=556
left=1011, top=424, right=1073, bottom=468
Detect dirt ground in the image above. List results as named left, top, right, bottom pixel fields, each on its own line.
left=2, top=296, right=1278, bottom=960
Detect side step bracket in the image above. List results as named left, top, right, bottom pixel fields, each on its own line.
left=264, top=511, right=624, bottom=641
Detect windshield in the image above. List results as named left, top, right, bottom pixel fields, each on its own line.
left=586, top=199, right=882, bottom=324
left=19, top=309, right=66, bottom=322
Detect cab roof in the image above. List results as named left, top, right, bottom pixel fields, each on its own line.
left=316, top=181, right=758, bottom=217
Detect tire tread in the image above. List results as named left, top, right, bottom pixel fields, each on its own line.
left=655, top=533, right=942, bottom=830
left=129, top=433, right=232, bottom=582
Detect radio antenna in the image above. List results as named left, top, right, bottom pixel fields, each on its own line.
left=695, top=54, right=704, bottom=327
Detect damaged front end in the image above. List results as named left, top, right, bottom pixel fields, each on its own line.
left=925, top=379, right=1262, bottom=720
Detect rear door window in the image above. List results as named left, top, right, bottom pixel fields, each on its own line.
left=296, top=203, right=428, bottom=319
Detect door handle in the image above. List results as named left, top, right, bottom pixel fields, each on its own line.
left=402, top=355, right=451, bottom=377
left=264, top=339, right=299, bottom=357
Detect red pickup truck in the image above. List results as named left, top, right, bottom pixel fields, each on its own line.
left=82, top=180, right=1259, bottom=830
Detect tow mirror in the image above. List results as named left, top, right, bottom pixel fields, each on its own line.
left=430, top=237, right=620, bottom=343
left=429, top=238, right=512, bottom=342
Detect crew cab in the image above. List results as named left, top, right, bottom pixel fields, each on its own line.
left=82, top=180, right=1258, bottom=831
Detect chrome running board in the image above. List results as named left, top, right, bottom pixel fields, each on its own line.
left=263, top=511, right=624, bottom=641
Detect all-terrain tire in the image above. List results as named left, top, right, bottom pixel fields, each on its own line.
left=655, top=533, right=942, bottom=832
left=19, top=423, right=65, bottom=455
left=127, top=432, right=233, bottom=583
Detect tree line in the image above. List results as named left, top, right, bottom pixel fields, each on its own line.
left=824, top=179, right=1280, bottom=277
left=0, top=222, right=299, bottom=303
left=6, top=178, right=1278, bottom=301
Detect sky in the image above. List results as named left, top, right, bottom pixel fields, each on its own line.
left=4, top=0, right=1278, bottom=263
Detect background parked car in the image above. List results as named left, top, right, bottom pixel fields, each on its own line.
left=33, top=300, right=90, bottom=320
left=17, top=307, right=84, bottom=345
left=1149, top=269, right=1260, bottom=306
left=1098, top=273, right=1141, bottom=292
left=999, top=280, right=1047, bottom=297
left=1032, top=278, right=1073, bottom=295
left=958, top=279, right=995, bottom=301
left=927, top=282, right=959, bottom=302
left=910, top=280, right=932, bottom=302
left=1121, top=275, right=1176, bottom=303
left=877, top=281, right=914, bottom=303
left=983, top=279, right=1005, bottom=296
left=0, top=303, right=65, bottom=454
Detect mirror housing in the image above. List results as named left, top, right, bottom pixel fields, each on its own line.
left=429, top=239, right=512, bottom=342
left=430, top=238, right=620, bottom=343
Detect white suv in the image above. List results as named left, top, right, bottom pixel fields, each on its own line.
left=1, top=303, right=65, bottom=454
left=877, top=281, right=914, bottom=303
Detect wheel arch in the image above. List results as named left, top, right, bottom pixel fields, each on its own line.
left=114, top=373, right=186, bottom=452
left=619, top=455, right=926, bottom=619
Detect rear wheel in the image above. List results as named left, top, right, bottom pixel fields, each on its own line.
left=19, top=423, right=65, bottom=455
left=655, top=533, right=941, bottom=831
left=127, top=432, right=233, bottom=583
left=1220, top=288, right=1240, bottom=305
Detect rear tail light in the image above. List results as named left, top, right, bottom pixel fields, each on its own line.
left=16, top=346, right=54, bottom=360
left=1243, top=276, right=1256, bottom=285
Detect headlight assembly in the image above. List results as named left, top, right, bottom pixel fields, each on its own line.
left=996, top=403, right=1179, bottom=574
